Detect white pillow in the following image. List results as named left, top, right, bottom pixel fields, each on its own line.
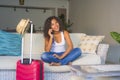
left=70, top=33, right=86, bottom=48
left=78, top=35, right=105, bottom=54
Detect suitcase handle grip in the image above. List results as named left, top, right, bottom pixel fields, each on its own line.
left=21, top=20, right=33, bottom=64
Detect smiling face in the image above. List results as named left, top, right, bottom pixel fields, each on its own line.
left=51, top=18, right=60, bottom=32
left=43, top=16, right=64, bottom=38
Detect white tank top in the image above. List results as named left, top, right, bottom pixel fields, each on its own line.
left=50, top=32, right=66, bottom=52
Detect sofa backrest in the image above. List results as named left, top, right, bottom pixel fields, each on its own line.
left=18, top=33, right=109, bottom=64
left=23, top=33, right=86, bottom=55
left=23, top=33, right=45, bottom=55
left=69, top=33, right=86, bottom=48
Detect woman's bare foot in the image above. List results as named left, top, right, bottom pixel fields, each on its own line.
left=49, top=62, right=61, bottom=66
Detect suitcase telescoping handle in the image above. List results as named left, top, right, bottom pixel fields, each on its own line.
left=21, top=21, right=33, bottom=64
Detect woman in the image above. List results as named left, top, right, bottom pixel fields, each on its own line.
left=41, top=16, right=81, bottom=66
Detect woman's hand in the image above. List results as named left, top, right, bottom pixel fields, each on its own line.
left=48, top=29, right=53, bottom=38
left=53, top=54, right=64, bottom=59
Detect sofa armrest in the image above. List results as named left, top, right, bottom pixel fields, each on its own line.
left=96, top=43, right=109, bottom=64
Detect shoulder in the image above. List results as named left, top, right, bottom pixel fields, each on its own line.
left=63, top=30, right=69, bottom=35
left=63, top=30, right=70, bottom=37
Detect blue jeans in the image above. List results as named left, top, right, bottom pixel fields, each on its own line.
left=41, top=48, right=82, bottom=65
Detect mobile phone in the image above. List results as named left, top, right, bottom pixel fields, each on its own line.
left=51, top=30, right=54, bottom=34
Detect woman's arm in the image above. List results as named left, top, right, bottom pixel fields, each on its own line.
left=44, top=29, right=53, bottom=52
left=61, top=30, right=73, bottom=58
left=44, top=37, right=52, bottom=52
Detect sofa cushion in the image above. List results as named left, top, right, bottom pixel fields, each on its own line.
left=23, top=33, right=45, bottom=55
left=0, top=56, right=20, bottom=69
left=70, top=33, right=86, bottom=48
left=97, top=44, right=109, bottom=64
left=72, top=53, right=101, bottom=65
left=43, top=54, right=101, bottom=72
left=78, top=35, right=105, bottom=54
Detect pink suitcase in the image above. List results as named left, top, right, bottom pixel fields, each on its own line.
left=16, top=21, right=44, bottom=80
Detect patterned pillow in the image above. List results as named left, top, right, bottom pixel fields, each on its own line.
left=78, top=35, right=105, bottom=54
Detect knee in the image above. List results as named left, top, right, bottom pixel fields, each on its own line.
left=75, top=48, right=82, bottom=52
left=73, top=48, right=82, bottom=56
left=41, top=52, right=48, bottom=61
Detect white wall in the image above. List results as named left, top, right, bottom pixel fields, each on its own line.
left=0, top=0, right=69, bottom=31
left=0, top=0, right=68, bottom=8
left=69, top=0, right=120, bottom=45
left=0, top=8, right=53, bottom=30
left=69, top=0, right=120, bottom=63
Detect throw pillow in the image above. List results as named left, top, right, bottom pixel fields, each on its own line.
left=78, top=35, right=105, bottom=54
left=70, top=33, right=86, bottom=48
left=0, top=30, right=22, bottom=56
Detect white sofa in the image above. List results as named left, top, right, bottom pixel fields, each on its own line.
left=0, top=33, right=109, bottom=72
